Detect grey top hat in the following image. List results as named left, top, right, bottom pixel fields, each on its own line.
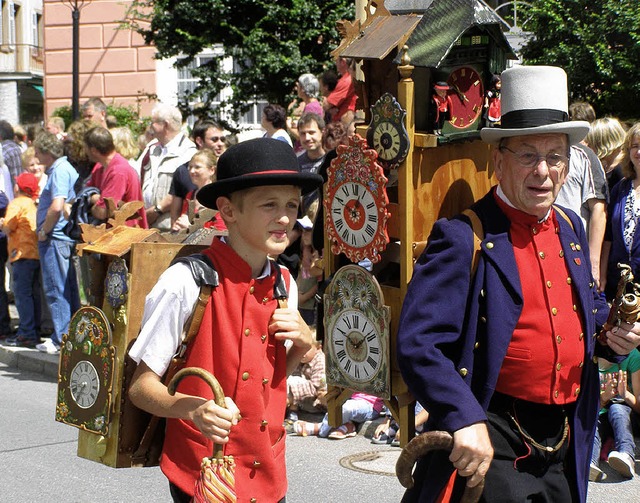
left=480, top=66, right=589, bottom=146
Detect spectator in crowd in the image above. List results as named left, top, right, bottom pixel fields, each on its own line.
left=84, top=126, right=147, bottom=228
left=21, top=147, right=47, bottom=204
left=297, top=113, right=326, bottom=221
left=586, top=117, right=627, bottom=193
left=33, top=131, right=80, bottom=354
left=372, top=402, right=429, bottom=446
left=26, top=124, right=44, bottom=147
left=570, top=101, right=597, bottom=124
left=322, top=121, right=348, bottom=152
left=589, top=350, right=640, bottom=481
left=171, top=149, right=224, bottom=232
left=0, top=119, right=22, bottom=187
left=1, top=173, right=40, bottom=348
left=137, top=104, right=196, bottom=230
left=106, top=115, right=118, bottom=129
left=262, top=104, right=293, bottom=147
left=13, top=125, right=28, bottom=152
left=601, top=122, right=640, bottom=300
left=319, top=70, right=339, bottom=125
left=293, top=392, right=383, bottom=439
left=285, top=339, right=327, bottom=428
left=0, top=186, right=10, bottom=339
left=294, top=216, right=321, bottom=326
left=110, top=126, right=140, bottom=163
left=169, top=119, right=227, bottom=225
left=46, top=117, right=66, bottom=140
left=289, top=73, right=324, bottom=151
left=64, top=119, right=97, bottom=193
left=81, top=97, right=108, bottom=128
left=396, top=66, right=640, bottom=502
left=322, top=57, right=356, bottom=123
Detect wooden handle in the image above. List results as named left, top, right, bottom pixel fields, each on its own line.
left=396, top=431, right=484, bottom=503
left=167, top=367, right=227, bottom=459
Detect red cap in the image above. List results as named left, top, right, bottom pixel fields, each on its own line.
left=16, top=172, right=39, bottom=199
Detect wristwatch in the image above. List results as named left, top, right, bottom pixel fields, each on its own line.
left=153, top=205, right=163, bottom=215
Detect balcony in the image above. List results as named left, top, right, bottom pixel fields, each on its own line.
left=0, top=44, right=44, bottom=76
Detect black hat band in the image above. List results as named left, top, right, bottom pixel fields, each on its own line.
left=500, top=109, right=569, bottom=129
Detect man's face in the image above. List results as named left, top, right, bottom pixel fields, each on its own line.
left=83, top=105, right=106, bottom=127
left=34, top=148, right=53, bottom=169
left=151, top=116, right=168, bottom=144
left=198, top=127, right=227, bottom=156
left=494, top=133, right=569, bottom=219
left=299, top=120, right=323, bottom=155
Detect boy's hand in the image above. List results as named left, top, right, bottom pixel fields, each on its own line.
left=190, top=397, right=241, bottom=445
left=269, top=307, right=313, bottom=351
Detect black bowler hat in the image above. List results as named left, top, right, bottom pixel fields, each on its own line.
left=197, top=137, right=324, bottom=209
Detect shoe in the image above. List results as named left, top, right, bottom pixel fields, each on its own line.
left=36, top=340, right=60, bottom=354
left=292, top=420, right=319, bottom=437
left=608, top=450, right=635, bottom=478
left=327, top=421, right=357, bottom=440
left=4, top=336, right=38, bottom=348
left=589, top=462, right=604, bottom=482
left=371, top=432, right=394, bottom=445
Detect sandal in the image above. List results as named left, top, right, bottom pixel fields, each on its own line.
left=293, top=420, right=319, bottom=437
left=328, top=421, right=357, bottom=440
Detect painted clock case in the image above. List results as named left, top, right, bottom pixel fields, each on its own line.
left=67, top=226, right=209, bottom=468
left=324, top=0, right=515, bottom=444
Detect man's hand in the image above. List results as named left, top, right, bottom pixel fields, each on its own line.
left=603, top=322, right=640, bottom=355
left=450, top=422, right=493, bottom=488
left=190, top=397, right=241, bottom=445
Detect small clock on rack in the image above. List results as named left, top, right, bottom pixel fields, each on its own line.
left=442, top=65, right=485, bottom=134
left=366, top=93, right=410, bottom=170
left=56, top=306, right=116, bottom=436
left=324, top=264, right=390, bottom=399
left=324, top=134, right=390, bottom=264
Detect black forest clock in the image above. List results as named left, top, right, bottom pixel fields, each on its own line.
left=56, top=306, right=116, bottom=435
left=366, top=93, right=410, bottom=169
left=443, top=65, right=484, bottom=133
left=325, top=134, right=390, bottom=264
left=324, top=265, right=390, bottom=398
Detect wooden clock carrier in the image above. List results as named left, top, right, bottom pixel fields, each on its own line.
left=322, top=0, right=516, bottom=445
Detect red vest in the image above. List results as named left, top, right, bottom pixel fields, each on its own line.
left=495, top=197, right=585, bottom=404
left=161, top=238, right=290, bottom=502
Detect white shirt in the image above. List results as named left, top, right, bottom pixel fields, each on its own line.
left=129, top=254, right=299, bottom=376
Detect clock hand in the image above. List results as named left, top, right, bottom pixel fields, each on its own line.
left=451, top=84, right=469, bottom=103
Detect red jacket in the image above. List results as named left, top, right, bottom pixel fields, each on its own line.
left=161, top=238, right=290, bottom=502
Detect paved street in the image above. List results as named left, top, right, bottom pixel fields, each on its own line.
left=1, top=347, right=639, bottom=502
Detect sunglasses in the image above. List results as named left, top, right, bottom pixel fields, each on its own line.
left=208, top=136, right=226, bottom=143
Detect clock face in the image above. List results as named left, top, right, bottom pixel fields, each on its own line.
left=70, top=360, right=100, bottom=409
left=330, top=182, right=379, bottom=249
left=446, top=66, right=484, bottom=130
left=325, top=134, right=390, bottom=264
left=373, top=122, right=401, bottom=161
left=331, top=309, right=382, bottom=383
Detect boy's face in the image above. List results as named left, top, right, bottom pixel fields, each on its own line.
left=221, top=185, right=302, bottom=259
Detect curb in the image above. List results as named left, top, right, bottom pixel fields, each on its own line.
left=0, top=343, right=60, bottom=379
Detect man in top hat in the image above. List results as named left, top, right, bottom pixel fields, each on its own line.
left=129, top=138, right=323, bottom=503
left=397, top=66, right=640, bottom=502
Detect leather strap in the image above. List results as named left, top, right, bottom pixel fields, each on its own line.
left=462, top=208, right=484, bottom=276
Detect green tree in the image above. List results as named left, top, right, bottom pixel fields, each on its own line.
left=520, top=0, right=640, bottom=119
left=125, top=0, right=354, bottom=127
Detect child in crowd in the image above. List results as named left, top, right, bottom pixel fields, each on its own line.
left=295, top=216, right=321, bottom=327
left=293, top=392, right=384, bottom=439
left=128, top=138, right=323, bottom=503
left=590, top=352, right=640, bottom=481
left=372, top=402, right=429, bottom=446
left=1, top=173, right=40, bottom=347
left=21, top=147, right=47, bottom=203
left=285, top=340, right=326, bottom=427
left=171, top=149, right=225, bottom=232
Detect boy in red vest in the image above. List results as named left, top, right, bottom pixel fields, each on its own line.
left=129, top=138, right=323, bottom=503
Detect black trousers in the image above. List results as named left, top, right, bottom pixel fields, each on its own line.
left=479, top=392, right=576, bottom=503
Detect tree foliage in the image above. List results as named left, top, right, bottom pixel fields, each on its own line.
left=520, top=0, right=640, bottom=119
left=125, top=0, right=354, bottom=127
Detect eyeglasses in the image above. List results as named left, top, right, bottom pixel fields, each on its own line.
left=207, top=136, right=226, bottom=143
left=500, top=146, right=568, bottom=169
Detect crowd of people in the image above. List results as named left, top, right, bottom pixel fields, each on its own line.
left=3, top=56, right=640, bottom=503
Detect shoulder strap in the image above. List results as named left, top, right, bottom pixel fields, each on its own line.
left=553, top=205, right=575, bottom=232
left=462, top=208, right=484, bottom=277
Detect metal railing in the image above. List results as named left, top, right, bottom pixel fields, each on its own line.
left=0, top=43, right=44, bottom=74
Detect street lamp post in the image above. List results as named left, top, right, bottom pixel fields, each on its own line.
left=62, top=0, right=90, bottom=120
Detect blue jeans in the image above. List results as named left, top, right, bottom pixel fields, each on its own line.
left=591, top=402, right=636, bottom=464
left=12, top=259, right=41, bottom=340
left=318, top=397, right=381, bottom=438
left=38, top=238, right=80, bottom=346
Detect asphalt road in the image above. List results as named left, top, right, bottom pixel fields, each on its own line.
left=1, top=358, right=639, bottom=502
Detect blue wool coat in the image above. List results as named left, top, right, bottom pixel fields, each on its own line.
left=397, top=189, right=616, bottom=503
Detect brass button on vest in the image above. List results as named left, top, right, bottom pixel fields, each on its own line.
left=242, top=372, right=250, bottom=381
left=459, top=368, right=468, bottom=377
left=244, top=328, right=250, bottom=336
left=249, top=286, right=255, bottom=294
